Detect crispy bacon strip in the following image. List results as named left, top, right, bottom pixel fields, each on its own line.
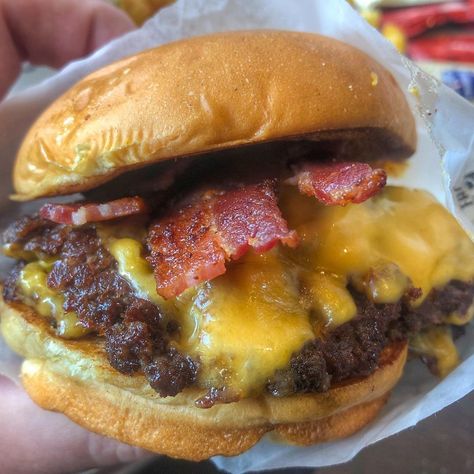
left=148, top=200, right=227, bottom=299
left=291, top=162, right=387, bottom=206
left=213, top=182, right=299, bottom=259
left=39, top=196, right=150, bottom=225
left=147, top=181, right=299, bottom=299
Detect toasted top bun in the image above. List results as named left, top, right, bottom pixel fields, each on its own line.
left=13, top=30, right=416, bottom=200
left=0, top=295, right=407, bottom=459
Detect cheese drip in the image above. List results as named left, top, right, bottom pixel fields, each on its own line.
left=176, top=251, right=313, bottom=395
left=11, top=186, right=474, bottom=395
left=17, top=262, right=89, bottom=338
left=410, top=327, right=460, bottom=378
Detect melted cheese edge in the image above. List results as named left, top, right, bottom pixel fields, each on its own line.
left=17, top=262, right=89, bottom=338
left=13, top=186, right=474, bottom=395
left=410, top=327, right=460, bottom=378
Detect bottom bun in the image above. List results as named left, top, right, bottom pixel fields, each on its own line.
left=0, top=296, right=407, bottom=460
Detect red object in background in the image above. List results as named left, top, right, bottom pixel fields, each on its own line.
left=382, top=1, right=474, bottom=63
left=408, top=34, right=474, bottom=62
left=382, top=1, right=474, bottom=38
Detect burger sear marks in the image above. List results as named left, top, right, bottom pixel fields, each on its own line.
left=39, top=196, right=150, bottom=226
left=46, top=227, right=130, bottom=330
left=106, top=301, right=197, bottom=396
left=268, top=291, right=403, bottom=396
left=144, top=347, right=198, bottom=397
left=3, top=214, right=52, bottom=244
left=147, top=180, right=299, bottom=299
left=2, top=262, right=25, bottom=302
left=3, top=214, right=74, bottom=257
left=106, top=319, right=155, bottom=374
left=290, top=161, right=387, bottom=206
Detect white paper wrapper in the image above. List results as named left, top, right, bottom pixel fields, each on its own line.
left=0, top=1, right=473, bottom=472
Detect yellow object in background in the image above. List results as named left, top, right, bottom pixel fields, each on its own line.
left=360, top=7, right=382, bottom=28
left=113, top=0, right=175, bottom=25
left=382, top=22, right=407, bottom=53
left=353, top=3, right=407, bottom=54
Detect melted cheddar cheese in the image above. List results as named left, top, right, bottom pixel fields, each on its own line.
left=18, top=262, right=89, bottom=338
left=10, top=186, right=474, bottom=395
left=410, top=327, right=460, bottom=377
left=176, top=250, right=314, bottom=395
left=108, top=238, right=163, bottom=306
left=279, top=186, right=474, bottom=308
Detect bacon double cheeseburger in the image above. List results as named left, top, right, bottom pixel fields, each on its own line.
left=1, top=31, right=474, bottom=460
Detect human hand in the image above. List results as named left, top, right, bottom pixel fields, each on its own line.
left=0, top=1, right=151, bottom=473
left=0, top=0, right=135, bottom=99
left=0, top=376, right=150, bottom=474
left=0, top=375, right=149, bottom=473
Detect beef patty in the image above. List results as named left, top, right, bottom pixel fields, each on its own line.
left=3, top=218, right=197, bottom=398
left=3, top=216, right=474, bottom=404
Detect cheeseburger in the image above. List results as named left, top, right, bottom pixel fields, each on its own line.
left=1, top=31, right=474, bottom=460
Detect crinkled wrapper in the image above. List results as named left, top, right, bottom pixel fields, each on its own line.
left=0, top=1, right=473, bottom=473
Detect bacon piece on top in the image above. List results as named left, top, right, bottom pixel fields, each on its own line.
left=213, top=182, right=299, bottom=259
left=291, top=162, right=387, bottom=206
left=39, top=197, right=150, bottom=225
left=147, top=199, right=227, bottom=300
left=147, top=181, right=299, bottom=299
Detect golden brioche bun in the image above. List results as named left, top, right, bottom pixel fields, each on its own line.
left=0, top=295, right=407, bottom=460
left=13, top=30, right=416, bottom=200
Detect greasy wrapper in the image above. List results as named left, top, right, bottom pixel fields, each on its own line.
left=0, top=1, right=473, bottom=472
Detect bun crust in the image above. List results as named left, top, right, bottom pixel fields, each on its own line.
left=0, top=296, right=407, bottom=460
left=14, top=30, right=416, bottom=200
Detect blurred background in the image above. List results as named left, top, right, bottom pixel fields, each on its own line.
left=351, top=0, right=474, bottom=102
